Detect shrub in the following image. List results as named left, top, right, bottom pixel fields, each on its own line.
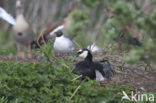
left=0, top=60, right=134, bottom=103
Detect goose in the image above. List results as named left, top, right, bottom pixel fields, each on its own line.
left=87, top=43, right=100, bottom=53
left=13, top=0, right=34, bottom=58
left=53, top=30, right=75, bottom=52
left=72, top=49, right=114, bottom=81
left=0, top=0, right=34, bottom=58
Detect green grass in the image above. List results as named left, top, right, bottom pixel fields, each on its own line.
left=0, top=30, right=17, bottom=56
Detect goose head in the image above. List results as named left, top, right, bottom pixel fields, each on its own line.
left=16, top=0, right=23, bottom=14
left=75, top=49, right=93, bottom=61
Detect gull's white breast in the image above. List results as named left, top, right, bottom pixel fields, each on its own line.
left=54, top=36, right=75, bottom=52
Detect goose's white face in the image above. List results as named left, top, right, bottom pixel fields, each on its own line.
left=77, top=49, right=88, bottom=58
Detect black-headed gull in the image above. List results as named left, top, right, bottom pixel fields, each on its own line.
left=54, top=30, right=75, bottom=52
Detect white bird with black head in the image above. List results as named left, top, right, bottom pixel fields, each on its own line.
left=53, top=30, right=75, bottom=52
left=72, top=49, right=114, bottom=81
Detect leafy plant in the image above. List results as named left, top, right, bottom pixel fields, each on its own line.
left=0, top=60, right=139, bottom=103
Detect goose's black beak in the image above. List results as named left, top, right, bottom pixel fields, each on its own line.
left=75, top=51, right=82, bottom=57
left=75, top=53, right=79, bottom=57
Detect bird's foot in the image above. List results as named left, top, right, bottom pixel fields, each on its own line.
left=27, top=44, right=32, bottom=58
left=17, top=52, right=22, bottom=58
left=27, top=53, right=32, bottom=58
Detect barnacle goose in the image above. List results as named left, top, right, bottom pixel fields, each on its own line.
left=72, top=49, right=114, bottom=81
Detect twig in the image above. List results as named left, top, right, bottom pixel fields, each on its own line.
left=36, top=32, right=42, bottom=48
left=70, top=81, right=82, bottom=100
left=71, top=75, right=83, bottom=82
left=41, top=32, right=46, bottom=44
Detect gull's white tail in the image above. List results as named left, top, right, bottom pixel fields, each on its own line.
left=0, top=7, right=16, bottom=25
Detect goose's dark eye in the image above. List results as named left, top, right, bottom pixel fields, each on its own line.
left=75, top=51, right=83, bottom=57
left=79, top=51, right=84, bottom=54
left=80, top=51, right=83, bottom=54
left=77, top=52, right=82, bottom=55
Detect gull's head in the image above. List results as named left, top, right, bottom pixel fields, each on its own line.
left=55, top=30, right=63, bottom=37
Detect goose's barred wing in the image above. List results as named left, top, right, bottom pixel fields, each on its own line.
left=97, top=60, right=114, bottom=78
left=72, top=62, right=95, bottom=79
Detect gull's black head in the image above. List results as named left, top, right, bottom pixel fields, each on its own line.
left=55, top=30, right=63, bottom=37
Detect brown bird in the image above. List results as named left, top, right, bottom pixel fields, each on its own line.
left=118, top=23, right=142, bottom=51
left=32, top=20, right=64, bottom=48
left=32, top=1, right=76, bottom=48
left=13, top=0, right=34, bottom=58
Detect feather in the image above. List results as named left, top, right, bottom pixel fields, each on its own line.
left=0, top=7, right=16, bottom=25
left=87, top=43, right=100, bottom=52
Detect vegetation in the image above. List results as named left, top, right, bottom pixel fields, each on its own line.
left=0, top=0, right=156, bottom=103
left=68, top=0, right=156, bottom=64
left=0, top=59, right=135, bottom=103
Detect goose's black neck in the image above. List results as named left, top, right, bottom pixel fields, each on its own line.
left=84, top=51, right=93, bottom=64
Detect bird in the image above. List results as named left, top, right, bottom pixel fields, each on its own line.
left=118, top=23, right=142, bottom=51
left=53, top=30, right=75, bottom=52
left=31, top=20, right=64, bottom=48
left=105, top=12, right=142, bottom=50
left=87, top=43, right=100, bottom=53
left=13, top=0, right=34, bottom=58
left=32, top=1, right=76, bottom=48
left=0, top=0, right=34, bottom=58
left=72, top=49, right=114, bottom=81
